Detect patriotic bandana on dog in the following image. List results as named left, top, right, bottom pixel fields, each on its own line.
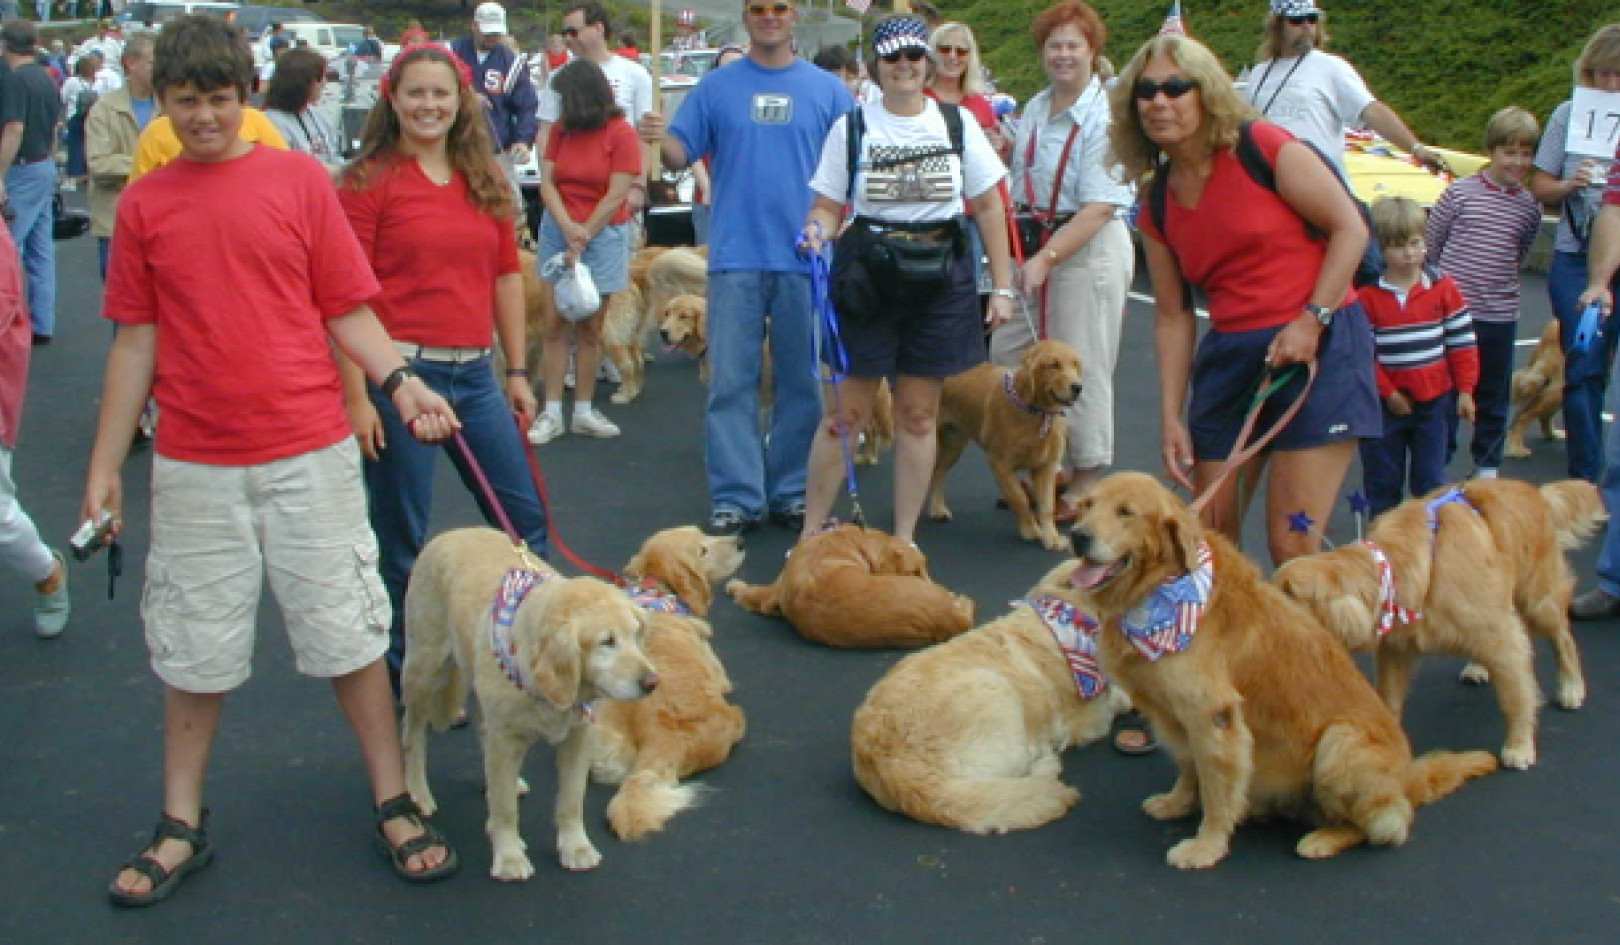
left=1002, top=371, right=1062, bottom=439
left=628, top=579, right=691, bottom=616
left=1361, top=541, right=1421, bottom=635
left=1021, top=596, right=1108, bottom=699
left=1121, top=541, right=1213, bottom=660
left=490, top=568, right=549, bottom=694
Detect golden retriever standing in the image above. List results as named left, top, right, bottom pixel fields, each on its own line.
left=1505, top=320, right=1565, bottom=459
left=928, top=339, right=1082, bottom=551
left=644, top=247, right=708, bottom=333
left=1060, top=473, right=1497, bottom=869
left=727, top=524, right=974, bottom=648
left=851, top=561, right=1130, bottom=833
left=590, top=527, right=748, bottom=840
left=400, top=528, right=660, bottom=880
left=1274, top=478, right=1603, bottom=769
left=601, top=282, right=653, bottom=405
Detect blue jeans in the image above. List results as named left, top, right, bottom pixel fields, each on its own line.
left=1595, top=373, right=1620, bottom=596
left=5, top=160, right=56, bottom=337
left=1469, top=320, right=1517, bottom=470
left=1549, top=250, right=1620, bottom=481
left=363, top=357, right=548, bottom=684
left=1361, top=392, right=1453, bottom=519
left=705, top=270, right=818, bottom=518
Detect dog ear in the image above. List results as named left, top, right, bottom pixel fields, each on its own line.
left=1164, top=510, right=1202, bottom=575
left=664, top=553, right=714, bottom=616
left=530, top=620, right=583, bottom=710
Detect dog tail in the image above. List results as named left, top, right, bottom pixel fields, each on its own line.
left=1405, top=749, right=1498, bottom=807
left=853, top=750, right=1077, bottom=835
left=606, top=767, right=708, bottom=841
left=726, top=578, right=783, bottom=616
left=1540, top=480, right=1608, bottom=550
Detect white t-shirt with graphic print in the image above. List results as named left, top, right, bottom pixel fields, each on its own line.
left=808, top=98, right=1006, bottom=224
left=537, top=53, right=653, bottom=126
left=1242, top=50, right=1375, bottom=175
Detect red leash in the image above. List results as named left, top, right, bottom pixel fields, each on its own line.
left=1187, top=361, right=1317, bottom=516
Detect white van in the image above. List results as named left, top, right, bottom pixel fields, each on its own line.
left=120, top=1, right=242, bottom=30
left=279, top=22, right=369, bottom=62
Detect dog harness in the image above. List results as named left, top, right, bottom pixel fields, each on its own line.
left=628, top=579, right=692, bottom=616
left=1001, top=370, right=1064, bottom=439
left=1121, top=540, right=1213, bottom=661
left=488, top=567, right=593, bottom=721
left=1424, top=487, right=1479, bottom=532
left=1360, top=540, right=1422, bottom=635
left=1021, top=595, right=1108, bottom=699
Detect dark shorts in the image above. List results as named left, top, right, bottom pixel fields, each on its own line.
left=834, top=250, right=986, bottom=380
left=1189, top=301, right=1381, bottom=461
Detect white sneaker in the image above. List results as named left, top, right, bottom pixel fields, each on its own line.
left=572, top=407, right=621, bottom=438
left=1475, top=467, right=1499, bottom=480
left=528, top=413, right=565, bottom=444
left=34, top=550, right=69, bottom=639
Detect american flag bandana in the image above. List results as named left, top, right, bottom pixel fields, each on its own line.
left=1002, top=370, right=1061, bottom=439
left=1020, top=596, right=1108, bottom=699
left=628, top=580, right=692, bottom=616
left=872, top=16, right=929, bottom=57
left=490, top=568, right=549, bottom=695
left=1424, top=487, right=1479, bottom=532
left=1121, top=541, right=1213, bottom=661
left=1360, top=541, right=1421, bottom=635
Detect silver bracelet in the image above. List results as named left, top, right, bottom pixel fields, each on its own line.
left=990, top=288, right=1019, bottom=300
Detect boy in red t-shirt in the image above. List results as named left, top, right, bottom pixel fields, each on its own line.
left=1357, top=196, right=1480, bottom=518
left=81, top=17, right=463, bottom=908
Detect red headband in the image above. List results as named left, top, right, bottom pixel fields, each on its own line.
left=381, top=43, right=474, bottom=100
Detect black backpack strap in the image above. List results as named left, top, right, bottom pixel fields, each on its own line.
left=1148, top=162, right=1169, bottom=239
left=844, top=104, right=866, bottom=205
left=940, top=101, right=964, bottom=156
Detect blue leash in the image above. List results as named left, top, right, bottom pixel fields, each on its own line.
left=1571, top=301, right=1606, bottom=355
left=806, top=248, right=866, bottom=528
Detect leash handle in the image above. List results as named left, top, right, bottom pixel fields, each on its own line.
left=808, top=249, right=866, bottom=526
left=1188, top=361, right=1317, bottom=516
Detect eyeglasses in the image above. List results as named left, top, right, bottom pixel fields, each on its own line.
left=1285, top=13, right=1319, bottom=25
left=746, top=3, right=793, bottom=15
left=880, top=47, right=929, bottom=64
left=934, top=44, right=970, bottom=57
left=560, top=26, right=580, bottom=36
left=1133, top=77, right=1199, bottom=100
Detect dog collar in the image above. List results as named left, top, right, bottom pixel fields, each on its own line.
left=1002, top=370, right=1064, bottom=439
left=1360, top=540, right=1422, bottom=635
left=489, top=567, right=595, bottom=719
left=1424, top=487, right=1478, bottom=532
left=628, top=578, right=691, bottom=616
left=1120, top=540, right=1213, bottom=661
left=1021, top=595, right=1108, bottom=699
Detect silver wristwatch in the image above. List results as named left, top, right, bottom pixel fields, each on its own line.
left=1306, top=304, right=1334, bottom=328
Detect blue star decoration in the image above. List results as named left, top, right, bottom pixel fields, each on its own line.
left=1287, top=511, right=1316, bottom=534
left=1347, top=491, right=1371, bottom=516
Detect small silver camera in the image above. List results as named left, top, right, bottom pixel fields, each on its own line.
left=70, top=510, right=115, bottom=562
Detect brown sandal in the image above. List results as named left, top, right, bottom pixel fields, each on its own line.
left=107, top=810, right=215, bottom=908
left=374, top=793, right=459, bottom=883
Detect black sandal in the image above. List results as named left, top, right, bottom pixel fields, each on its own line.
left=374, top=793, right=458, bottom=883
left=107, top=809, right=215, bottom=908
left=1112, top=712, right=1159, bottom=756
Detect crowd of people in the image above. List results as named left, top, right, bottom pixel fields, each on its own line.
left=0, top=0, right=1617, bottom=911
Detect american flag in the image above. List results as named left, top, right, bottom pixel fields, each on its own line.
left=629, top=580, right=692, bottom=615
left=1159, top=1, right=1187, bottom=36
left=1023, top=596, right=1108, bottom=700
left=1361, top=541, right=1421, bottom=635
left=845, top=0, right=873, bottom=13
left=1122, top=540, right=1212, bottom=661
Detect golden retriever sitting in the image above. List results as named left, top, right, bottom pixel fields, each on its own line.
left=851, top=561, right=1130, bottom=833
left=1274, top=479, right=1603, bottom=769
left=1059, top=473, right=1497, bottom=869
left=726, top=524, right=974, bottom=648
left=1505, top=320, right=1565, bottom=459
left=589, top=527, right=748, bottom=840
left=929, top=339, right=1083, bottom=551
left=400, top=528, right=659, bottom=880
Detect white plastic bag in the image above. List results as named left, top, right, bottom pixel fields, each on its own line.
left=543, top=252, right=600, bottom=322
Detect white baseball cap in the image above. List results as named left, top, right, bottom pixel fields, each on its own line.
left=474, top=2, right=508, bottom=35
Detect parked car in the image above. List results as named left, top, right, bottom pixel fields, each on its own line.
left=234, top=5, right=324, bottom=42
left=277, top=21, right=369, bottom=63
left=658, top=47, right=721, bottom=79
left=118, top=0, right=241, bottom=30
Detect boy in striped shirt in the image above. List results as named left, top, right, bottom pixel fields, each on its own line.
left=1359, top=197, right=1480, bottom=518
left=1425, top=106, right=1545, bottom=478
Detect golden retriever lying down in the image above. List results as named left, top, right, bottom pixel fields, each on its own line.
left=400, top=528, right=659, bottom=880
left=929, top=339, right=1083, bottom=551
left=1274, top=478, right=1603, bottom=769
left=590, top=527, right=748, bottom=840
left=1505, top=320, right=1565, bottom=459
left=851, top=561, right=1130, bottom=833
left=1060, top=473, right=1497, bottom=869
left=726, top=524, right=974, bottom=648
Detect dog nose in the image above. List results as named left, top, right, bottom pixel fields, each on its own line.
left=640, top=673, right=660, bottom=694
left=1069, top=382, right=1083, bottom=399
left=1071, top=528, right=1093, bottom=557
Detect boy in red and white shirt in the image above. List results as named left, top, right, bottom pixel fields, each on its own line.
left=1360, top=196, right=1480, bottom=518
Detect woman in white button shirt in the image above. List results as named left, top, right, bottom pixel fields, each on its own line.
left=996, top=0, right=1135, bottom=515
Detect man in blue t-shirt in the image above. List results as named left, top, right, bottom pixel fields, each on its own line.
left=639, top=1, right=852, bottom=536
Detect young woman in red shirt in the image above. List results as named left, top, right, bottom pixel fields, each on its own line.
left=337, top=44, right=547, bottom=692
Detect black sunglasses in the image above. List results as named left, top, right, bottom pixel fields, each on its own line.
left=880, top=47, right=928, bottom=64
left=1286, top=13, right=1319, bottom=25
left=746, top=3, right=793, bottom=15
left=1133, top=77, right=1199, bottom=101
left=561, top=26, right=580, bottom=36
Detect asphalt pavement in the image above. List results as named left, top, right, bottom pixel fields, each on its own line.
left=2, top=218, right=1618, bottom=944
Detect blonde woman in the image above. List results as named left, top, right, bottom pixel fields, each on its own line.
left=993, top=0, right=1135, bottom=511
left=927, top=22, right=1001, bottom=153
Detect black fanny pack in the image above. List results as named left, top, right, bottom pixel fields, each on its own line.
left=1013, top=209, right=1074, bottom=258
left=832, top=216, right=964, bottom=320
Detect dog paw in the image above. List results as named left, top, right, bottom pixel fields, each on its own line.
left=557, top=838, right=602, bottom=872
left=490, top=847, right=535, bottom=882
left=1557, top=679, right=1586, bottom=711
left=1040, top=529, right=1066, bottom=552
left=1458, top=663, right=1490, bottom=686
left=1503, top=445, right=1530, bottom=459
left=1143, top=792, right=1197, bottom=821
left=412, top=791, right=438, bottom=817
left=929, top=507, right=952, bottom=523
left=1166, top=837, right=1227, bottom=870
left=1500, top=743, right=1537, bottom=770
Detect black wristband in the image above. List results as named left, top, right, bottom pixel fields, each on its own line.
left=505, top=368, right=530, bottom=378
left=381, top=366, right=415, bottom=398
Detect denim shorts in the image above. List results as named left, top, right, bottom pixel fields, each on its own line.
left=1189, top=301, right=1381, bottom=460
left=834, top=250, right=986, bottom=379
left=538, top=216, right=630, bottom=295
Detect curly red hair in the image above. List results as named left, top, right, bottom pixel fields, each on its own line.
left=1033, top=0, right=1106, bottom=56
